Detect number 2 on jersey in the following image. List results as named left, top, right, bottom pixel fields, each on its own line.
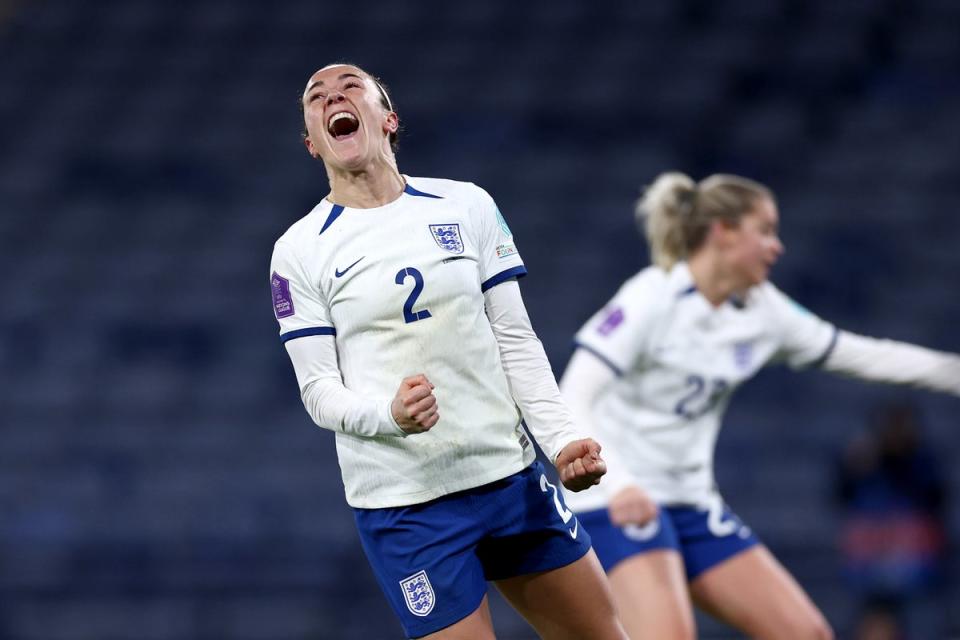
left=675, top=375, right=729, bottom=420
left=395, top=267, right=432, bottom=324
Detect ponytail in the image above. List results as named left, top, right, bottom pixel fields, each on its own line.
left=636, top=172, right=698, bottom=270
left=635, top=172, right=773, bottom=269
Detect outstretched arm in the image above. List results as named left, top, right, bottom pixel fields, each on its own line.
left=484, top=279, right=606, bottom=490
left=822, top=331, right=960, bottom=396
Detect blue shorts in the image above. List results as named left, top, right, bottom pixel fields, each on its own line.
left=578, top=499, right=759, bottom=581
left=354, top=461, right=592, bottom=639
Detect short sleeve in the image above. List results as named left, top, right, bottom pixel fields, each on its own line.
left=270, top=240, right=336, bottom=343
left=763, top=283, right=837, bottom=369
left=573, top=278, right=653, bottom=376
left=472, top=186, right=527, bottom=292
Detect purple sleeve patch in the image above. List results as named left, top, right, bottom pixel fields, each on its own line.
left=271, top=272, right=296, bottom=319
left=596, top=306, right=624, bottom=336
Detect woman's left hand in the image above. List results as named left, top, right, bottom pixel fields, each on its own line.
left=555, top=438, right=607, bottom=492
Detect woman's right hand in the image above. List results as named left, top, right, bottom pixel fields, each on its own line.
left=391, top=374, right=439, bottom=434
left=608, top=485, right=659, bottom=526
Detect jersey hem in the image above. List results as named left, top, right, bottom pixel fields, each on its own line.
left=345, top=456, right=534, bottom=509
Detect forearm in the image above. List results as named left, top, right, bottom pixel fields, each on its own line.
left=286, top=336, right=406, bottom=437
left=485, top=281, right=583, bottom=461
left=300, top=378, right=404, bottom=437
left=823, top=331, right=960, bottom=396
left=560, top=349, right=637, bottom=494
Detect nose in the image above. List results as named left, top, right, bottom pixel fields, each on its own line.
left=773, top=236, right=785, bottom=258
left=325, top=91, right=345, bottom=107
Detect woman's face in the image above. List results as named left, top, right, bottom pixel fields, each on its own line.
left=301, top=64, right=397, bottom=171
left=725, top=197, right=784, bottom=287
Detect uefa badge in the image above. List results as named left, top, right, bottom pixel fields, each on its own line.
left=400, top=570, right=436, bottom=617
left=271, top=272, right=295, bottom=319
left=429, top=223, right=464, bottom=254
left=596, top=306, right=625, bottom=336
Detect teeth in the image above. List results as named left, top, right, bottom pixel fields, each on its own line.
left=328, top=112, right=357, bottom=127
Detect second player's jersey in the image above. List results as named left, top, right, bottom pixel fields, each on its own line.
left=563, top=262, right=837, bottom=511
left=270, top=176, right=535, bottom=508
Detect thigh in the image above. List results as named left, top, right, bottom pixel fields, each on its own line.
left=608, top=549, right=696, bottom=640
left=575, top=506, right=694, bottom=638
left=494, top=549, right=628, bottom=640
left=420, top=596, right=494, bottom=640
left=689, top=545, right=833, bottom=640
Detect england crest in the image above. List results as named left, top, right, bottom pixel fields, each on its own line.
left=399, top=570, right=435, bottom=617
left=429, top=223, right=464, bottom=254
left=733, top=340, right=753, bottom=370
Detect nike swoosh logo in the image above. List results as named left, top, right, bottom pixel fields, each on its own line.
left=335, top=256, right=365, bottom=278
left=568, top=519, right=578, bottom=539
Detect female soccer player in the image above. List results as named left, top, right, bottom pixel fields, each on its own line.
left=269, top=63, right=628, bottom=639
left=560, top=172, right=960, bottom=640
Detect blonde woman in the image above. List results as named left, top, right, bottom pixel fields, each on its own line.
left=560, top=172, right=960, bottom=639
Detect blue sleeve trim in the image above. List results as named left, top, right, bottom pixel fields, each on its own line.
left=808, top=325, right=839, bottom=369
left=573, top=341, right=624, bottom=377
left=319, top=204, right=345, bottom=235
left=481, top=266, right=528, bottom=292
left=404, top=184, right=443, bottom=199
left=280, top=326, right=337, bottom=343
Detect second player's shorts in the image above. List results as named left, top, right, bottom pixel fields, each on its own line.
left=578, top=497, right=759, bottom=581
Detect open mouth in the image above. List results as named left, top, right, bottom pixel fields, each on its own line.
left=327, top=112, right=360, bottom=139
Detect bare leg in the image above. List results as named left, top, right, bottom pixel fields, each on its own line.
left=494, top=550, right=628, bottom=640
left=689, top=545, right=833, bottom=640
left=607, top=550, right=695, bottom=639
left=419, top=595, right=495, bottom=640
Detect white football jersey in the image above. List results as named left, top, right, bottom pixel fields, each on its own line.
left=562, top=262, right=837, bottom=511
left=270, top=177, right=535, bottom=508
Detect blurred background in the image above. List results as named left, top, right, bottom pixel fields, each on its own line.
left=1, top=0, right=958, bottom=638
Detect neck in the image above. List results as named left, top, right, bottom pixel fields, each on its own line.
left=326, top=158, right=404, bottom=209
left=687, top=250, right=744, bottom=307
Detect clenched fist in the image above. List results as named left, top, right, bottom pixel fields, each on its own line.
left=391, top=374, right=439, bottom=434
left=555, top=438, right=607, bottom=492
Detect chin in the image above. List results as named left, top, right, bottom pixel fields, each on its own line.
left=326, top=138, right=368, bottom=167
left=328, top=150, right=368, bottom=171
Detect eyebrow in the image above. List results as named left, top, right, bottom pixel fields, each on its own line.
left=305, top=73, right=363, bottom=96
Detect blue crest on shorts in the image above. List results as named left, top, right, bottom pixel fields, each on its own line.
left=400, top=570, right=435, bottom=617
left=429, top=224, right=464, bottom=254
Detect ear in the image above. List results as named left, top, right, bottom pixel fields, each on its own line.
left=708, top=219, right=739, bottom=247
left=384, top=111, right=399, bottom=135
left=304, top=136, right=319, bottom=158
